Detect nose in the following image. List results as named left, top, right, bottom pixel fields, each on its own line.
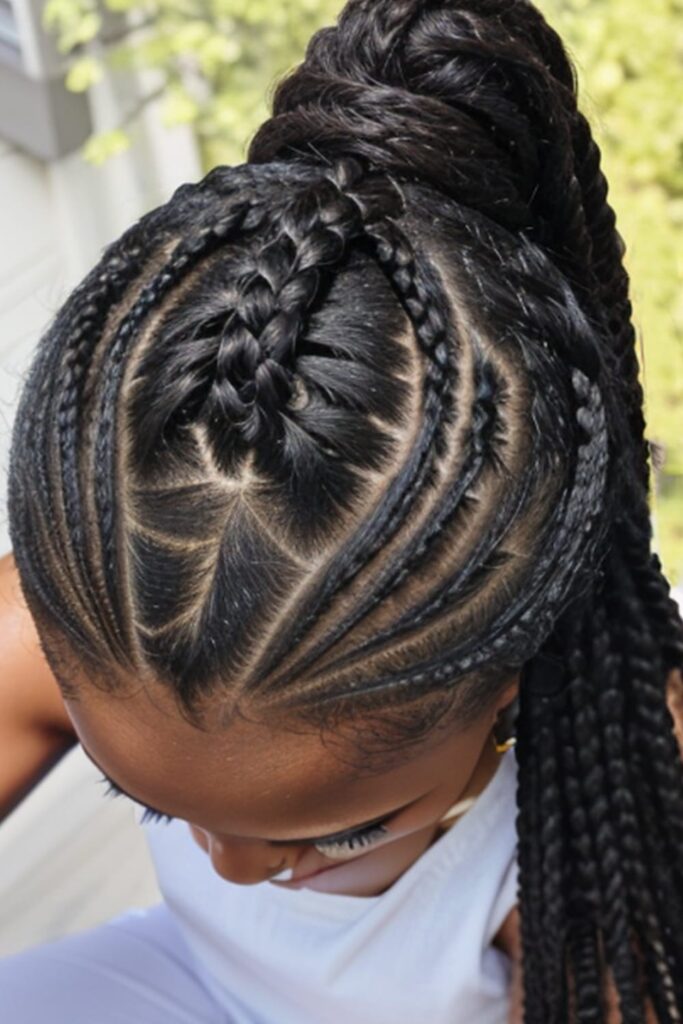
left=189, top=825, right=290, bottom=885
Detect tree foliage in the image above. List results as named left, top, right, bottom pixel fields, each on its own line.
left=539, top=0, right=683, bottom=583
left=42, top=0, right=683, bottom=582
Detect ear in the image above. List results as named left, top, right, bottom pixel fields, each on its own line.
left=492, top=675, right=520, bottom=718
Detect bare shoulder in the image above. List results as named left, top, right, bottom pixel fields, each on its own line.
left=0, top=551, right=75, bottom=738
left=493, top=905, right=521, bottom=960
left=667, top=666, right=683, bottom=756
left=492, top=906, right=523, bottom=1023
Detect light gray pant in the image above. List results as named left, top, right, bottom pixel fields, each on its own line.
left=0, top=904, right=229, bottom=1022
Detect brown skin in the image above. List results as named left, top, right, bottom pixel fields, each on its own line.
left=0, top=553, right=77, bottom=820
left=0, top=553, right=75, bottom=739
left=62, top=668, right=519, bottom=897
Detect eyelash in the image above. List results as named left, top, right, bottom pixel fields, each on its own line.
left=97, top=776, right=174, bottom=826
left=97, top=774, right=390, bottom=847
left=314, top=821, right=389, bottom=854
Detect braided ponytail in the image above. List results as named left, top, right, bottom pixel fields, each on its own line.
left=249, top=2, right=683, bottom=1018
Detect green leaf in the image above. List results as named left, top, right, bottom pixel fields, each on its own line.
left=161, top=86, right=200, bottom=126
left=60, top=12, right=101, bottom=53
left=82, top=129, right=131, bottom=165
left=104, top=0, right=140, bottom=10
left=43, top=0, right=91, bottom=34
left=65, top=55, right=103, bottom=92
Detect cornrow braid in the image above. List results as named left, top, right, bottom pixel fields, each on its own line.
left=55, top=239, right=151, bottom=645
left=203, top=161, right=407, bottom=464
left=12, top=210, right=172, bottom=662
left=246, top=169, right=464, bottom=689
left=261, top=346, right=516, bottom=678
left=268, top=261, right=606, bottom=695
left=273, top=363, right=609, bottom=718
left=93, top=199, right=271, bottom=654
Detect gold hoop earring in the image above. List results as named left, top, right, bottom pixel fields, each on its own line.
left=491, top=695, right=518, bottom=754
left=491, top=732, right=516, bottom=754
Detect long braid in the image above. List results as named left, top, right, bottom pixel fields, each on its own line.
left=515, top=681, right=548, bottom=1020
left=597, top=557, right=683, bottom=1020
left=566, top=602, right=643, bottom=1022
left=555, top=631, right=606, bottom=1023
left=517, top=629, right=611, bottom=1023
left=569, top=112, right=650, bottom=488
left=536, top=692, right=571, bottom=1021
left=537, top=9, right=683, bottom=676
left=624, top=519, right=683, bottom=676
left=567, top=925, right=601, bottom=1024
left=515, top=545, right=683, bottom=1023
left=613, top=555, right=683, bottom=888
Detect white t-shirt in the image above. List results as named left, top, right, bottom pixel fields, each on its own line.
left=139, top=746, right=519, bottom=1024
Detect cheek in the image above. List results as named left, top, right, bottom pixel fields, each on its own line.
left=189, top=824, right=210, bottom=853
left=286, top=821, right=445, bottom=897
left=384, top=774, right=477, bottom=841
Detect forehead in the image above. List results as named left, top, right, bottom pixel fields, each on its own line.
left=63, top=675, right=481, bottom=839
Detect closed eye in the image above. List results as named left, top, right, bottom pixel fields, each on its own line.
left=312, top=820, right=390, bottom=857
left=97, top=776, right=174, bottom=825
left=97, top=774, right=408, bottom=846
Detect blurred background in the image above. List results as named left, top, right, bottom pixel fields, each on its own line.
left=0, top=0, right=681, bottom=956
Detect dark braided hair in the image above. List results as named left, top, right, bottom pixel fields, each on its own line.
left=7, top=1, right=683, bottom=1020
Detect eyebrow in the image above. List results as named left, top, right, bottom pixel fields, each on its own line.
left=81, top=744, right=418, bottom=845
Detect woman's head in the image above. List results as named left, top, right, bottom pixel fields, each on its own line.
left=8, top=0, right=683, bottom=1016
